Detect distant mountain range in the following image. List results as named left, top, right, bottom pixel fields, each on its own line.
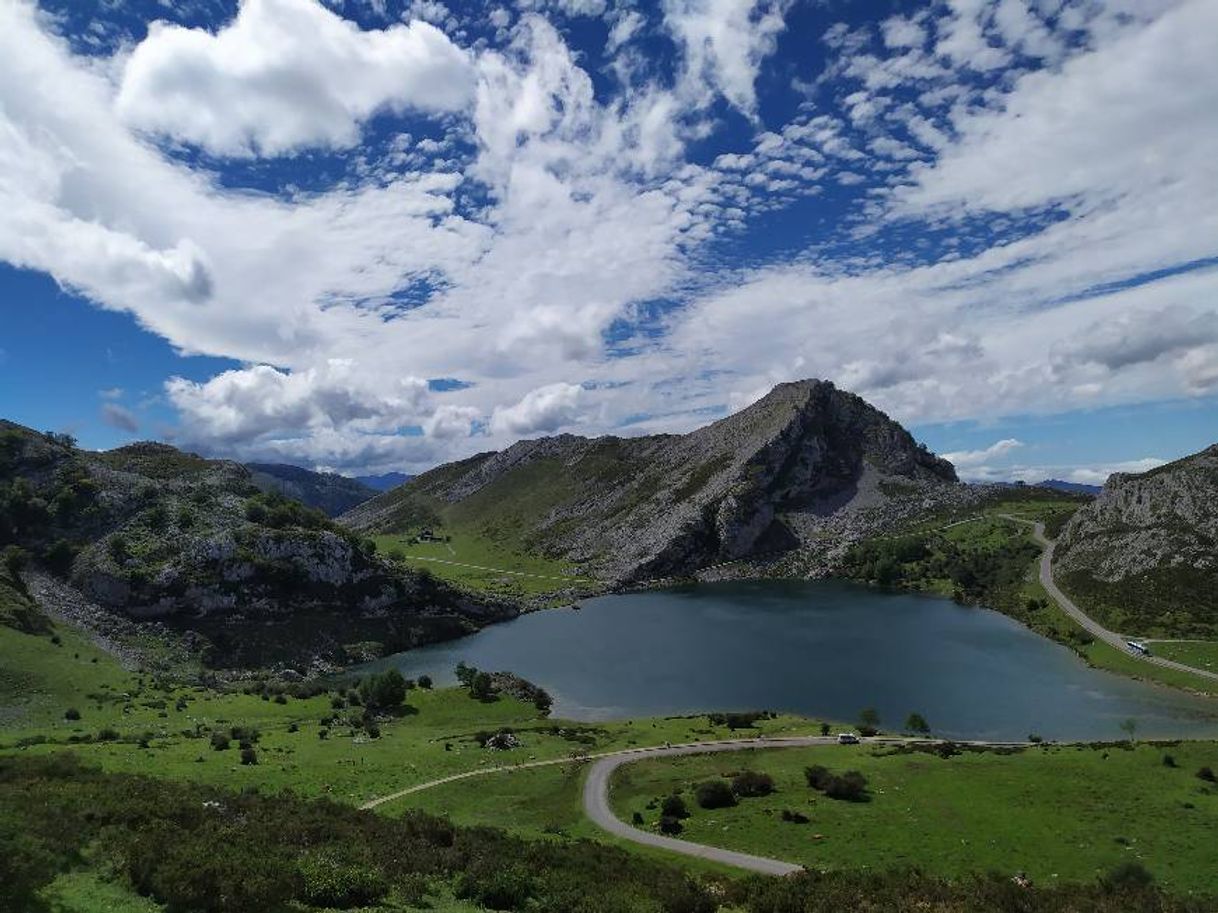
left=355, top=471, right=414, bottom=492
left=247, top=462, right=380, bottom=516
left=1002, top=479, right=1102, bottom=496
left=342, top=379, right=977, bottom=582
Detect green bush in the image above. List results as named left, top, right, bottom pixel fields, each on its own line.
left=694, top=779, right=736, bottom=809
left=298, top=852, right=387, bottom=908
left=660, top=794, right=689, bottom=819
left=731, top=770, right=775, bottom=798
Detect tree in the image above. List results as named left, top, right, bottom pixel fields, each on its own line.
left=694, top=780, right=736, bottom=809
left=660, top=795, right=689, bottom=819
left=240, top=747, right=258, bottom=765
left=64, top=707, right=80, bottom=721
left=858, top=707, right=880, bottom=736
left=532, top=688, right=553, bottom=716
left=2, top=544, right=27, bottom=581
left=469, top=672, right=495, bottom=702
left=824, top=770, right=868, bottom=802
left=905, top=712, right=930, bottom=735
left=1119, top=718, right=1138, bottom=742
left=455, top=662, right=478, bottom=687
left=658, top=816, right=683, bottom=835
left=359, top=670, right=407, bottom=710
left=416, top=674, right=433, bottom=690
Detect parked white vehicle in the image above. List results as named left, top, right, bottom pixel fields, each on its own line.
left=836, top=732, right=860, bottom=744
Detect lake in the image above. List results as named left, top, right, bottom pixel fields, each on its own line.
left=374, top=580, right=1218, bottom=741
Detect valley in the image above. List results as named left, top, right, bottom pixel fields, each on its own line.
left=3, top=382, right=1218, bottom=912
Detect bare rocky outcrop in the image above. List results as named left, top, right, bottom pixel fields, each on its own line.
left=343, top=380, right=967, bottom=582
left=1056, top=445, right=1218, bottom=581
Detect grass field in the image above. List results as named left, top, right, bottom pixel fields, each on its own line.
left=373, top=530, right=599, bottom=599
left=607, top=741, right=1218, bottom=894
left=1146, top=641, right=1218, bottom=673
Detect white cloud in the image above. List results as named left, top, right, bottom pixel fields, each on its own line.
left=664, top=0, right=791, bottom=115
left=424, top=404, right=481, bottom=439
left=116, top=0, right=475, bottom=156
left=165, top=362, right=429, bottom=444
left=942, top=438, right=1023, bottom=469
left=490, top=382, right=583, bottom=435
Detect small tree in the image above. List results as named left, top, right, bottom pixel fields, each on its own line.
left=64, top=707, right=80, bottom=721
left=210, top=731, right=231, bottom=751
left=658, top=816, right=683, bottom=835
left=660, top=794, right=689, bottom=819
left=455, top=662, right=478, bottom=687
left=416, top=674, right=433, bottom=690
left=905, top=712, right=930, bottom=735
left=469, top=672, right=495, bottom=702
left=240, top=747, right=258, bottom=765
left=359, top=670, right=407, bottom=710
left=824, top=770, right=868, bottom=802
left=858, top=707, right=880, bottom=737
left=1197, top=766, right=1216, bottom=783
left=694, top=780, right=737, bottom=809
left=1119, top=718, right=1138, bottom=742
left=804, top=765, right=832, bottom=790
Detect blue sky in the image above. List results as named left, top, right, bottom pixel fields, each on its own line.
left=1, top=0, right=1215, bottom=482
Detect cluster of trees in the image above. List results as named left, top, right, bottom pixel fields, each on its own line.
left=692, top=770, right=776, bottom=811
left=455, top=662, right=496, bottom=701
left=843, top=529, right=1040, bottom=610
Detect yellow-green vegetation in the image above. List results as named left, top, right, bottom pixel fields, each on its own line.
left=374, top=530, right=595, bottom=599
left=1149, top=641, right=1218, bottom=673
left=608, top=741, right=1218, bottom=893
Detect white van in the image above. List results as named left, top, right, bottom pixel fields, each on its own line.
left=837, top=732, right=860, bottom=744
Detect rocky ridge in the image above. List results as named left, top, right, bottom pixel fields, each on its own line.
left=343, top=380, right=969, bottom=582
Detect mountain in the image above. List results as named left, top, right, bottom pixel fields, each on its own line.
left=1054, top=444, right=1218, bottom=637
left=356, top=471, right=414, bottom=492
left=0, top=422, right=511, bottom=669
left=247, top=462, right=378, bottom=516
left=1034, top=479, right=1101, bottom=496
left=342, top=380, right=967, bottom=582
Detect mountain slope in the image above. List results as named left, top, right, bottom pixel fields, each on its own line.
left=343, top=380, right=964, bottom=581
left=1034, top=479, right=1101, bottom=496
left=0, top=422, right=511, bottom=668
left=247, top=462, right=378, bottom=516
left=1054, top=444, right=1218, bottom=636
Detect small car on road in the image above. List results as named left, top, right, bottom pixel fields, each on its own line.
left=836, top=732, right=860, bottom=744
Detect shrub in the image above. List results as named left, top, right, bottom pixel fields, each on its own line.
left=731, top=770, right=775, bottom=798
left=1198, top=766, right=1216, bottom=783
left=658, top=815, right=683, bottom=835
left=631, top=811, right=644, bottom=825
left=904, top=712, right=930, bottom=735
left=96, top=727, right=120, bottom=742
left=298, top=853, right=387, bottom=908
left=825, top=770, right=868, bottom=802
left=469, top=671, right=496, bottom=702
left=694, top=780, right=736, bottom=809
left=240, top=748, right=258, bottom=766
left=804, top=765, right=832, bottom=789
left=781, top=809, right=809, bottom=824
left=273, top=693, right=287, bottom=705
left=64, top=707, right=80, bottom=721
left=660, top=794, right=689, bottom=819
left=1162, top=754, right=1177, bottom=768
left=416, top=674, right=433, bottom=690
left=210, top=732, right=231, bottom=751
left=1101, top=861, right=1155, bottom=891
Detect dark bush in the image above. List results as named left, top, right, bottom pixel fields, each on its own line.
left=298, top=853, right=387, bottom=908
left=64, top=707, right=80, bottom=721
left=660, top=794, right=689, bottom=819
left=694, top=780, right=737, bottom=809
left=416, top=674, right=433, bottom=690
left=804, top=765, right=831, bottom=790
left=780, top=809, right=809, bottom=824
left=824, top=770, right=868, bottom=802
left=359, top=669, right=407, bottom=710
left=210, top=732, right=231, bottom=751
left=658, top=815, right=683, bottom=835
left=731, top=770, right=775, bottom=798
left=240, top=747, right=257, bottom=766
left=1197, top=766, right=1216, bottom=783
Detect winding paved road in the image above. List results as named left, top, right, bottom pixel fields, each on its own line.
left=1002, top=516, right=1218, bottom=683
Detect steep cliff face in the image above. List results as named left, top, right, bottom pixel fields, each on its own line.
left=0, top=424, right=512, bottom=667
left=1054, top=444, right=1218, bottom=635
left=343, top=380, right=961, bottom=581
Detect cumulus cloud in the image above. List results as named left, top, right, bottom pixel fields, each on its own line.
left=490, top=383, right=583, bottom=436
left=165, top=362, right=429, bottom=444
left=100, top=402, right=139, bottom=433
left=116, top=0, right=475, bottom=156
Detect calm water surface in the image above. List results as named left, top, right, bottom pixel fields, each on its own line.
left=377, top=580, right=1218, bottom=741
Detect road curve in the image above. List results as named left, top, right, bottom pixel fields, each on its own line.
left=1003, top=516, right=1218, bottom=683
left=583, top=737, right=829, bottom=875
